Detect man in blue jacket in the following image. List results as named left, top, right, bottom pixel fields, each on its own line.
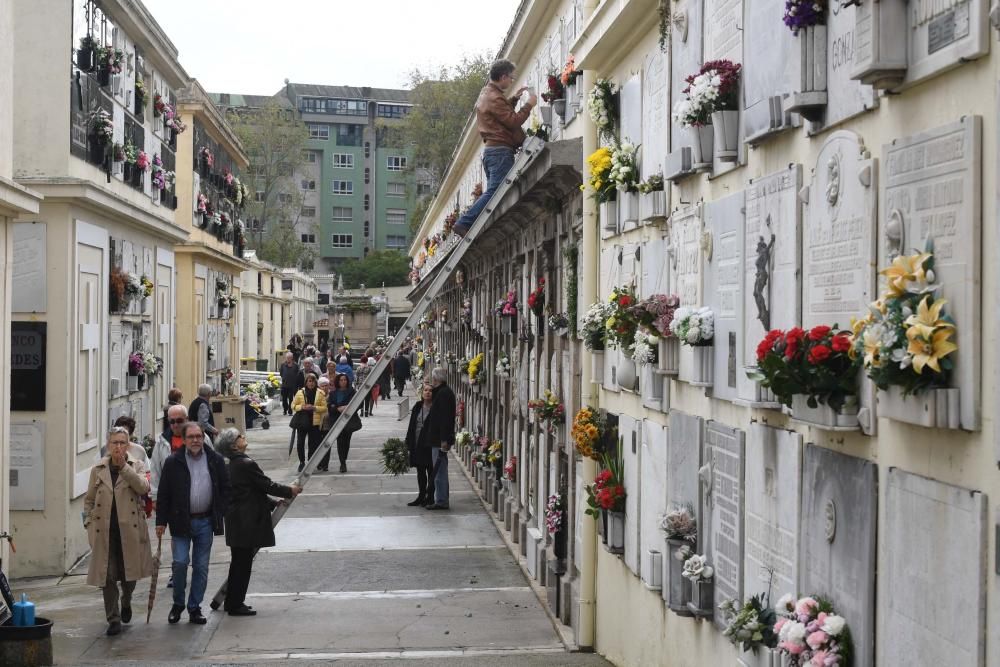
left=155, top=422, right=230, bottom=625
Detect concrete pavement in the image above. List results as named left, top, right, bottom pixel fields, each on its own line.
left=10, top=385, right=610, bottom=666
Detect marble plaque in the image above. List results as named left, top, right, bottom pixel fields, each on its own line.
left=10, top=422, right=44, bottom=510
left=640, top=419, right=668, bottom=587
left=800, top=445, right=877, bottom=667
left=601, top=246, right=621, bottom=392
left=639, top=236, right=668, bottom=299
left=812, top=2, right=878, bottom=130
left=880, top=117, right=981, bottom=430
left=704, top=0, right=743, bottom=62
left=668, top=204, right=704, bottom=307
left=878, top=469, right=987, bottom=667
left=669, top=0, right=705, bottom=151
left=642, top=51, right=669, bottom=181
left=743, top=0, right=799, bottom=139
left=703, top=192, right=745, bottom=402
left=739, top=165, right=802, bottom=403
left=621, top=415, right=640, bottom=574
left=744, top=425, right=801, bottom=602
left=702, top=421, right=745, bottom=627
left=904, top=0, right=989, bottom=89
left=667, top=411, right=703, bottom=524
left=12, top=223, right=46, bottom=313
left=803, top=131, right=876, bottom=329
left=621, top=75, right=642, bottom=148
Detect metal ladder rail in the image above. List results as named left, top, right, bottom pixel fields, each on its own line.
left=209, top=137, right=545, bottom=608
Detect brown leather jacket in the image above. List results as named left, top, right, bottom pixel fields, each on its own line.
left=476, top=82, right=532, bottom=149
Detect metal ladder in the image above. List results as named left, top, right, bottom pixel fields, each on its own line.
left=210, top=136, right=546, bottom=608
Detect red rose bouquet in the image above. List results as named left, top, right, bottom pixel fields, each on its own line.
left=528, top=278, right=546, bottom=316
left=584, top=453, right=625, bottom=518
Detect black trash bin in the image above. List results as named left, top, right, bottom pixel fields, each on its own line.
left=0, top=617, right=54, bottom=666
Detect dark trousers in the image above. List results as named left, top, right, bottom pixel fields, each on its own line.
left=363, top=392, right=374, bottom=415
left=225, top=546, right=254, bottom=611
left=296, top=426, right=317, bottom=464
left=416, top=464, right=434, bottom=501
left=394, top=377, right=405, bottom=396
left=337, top=432, right=353, bottom=466
left=281, top=387, right=295, bottom=414
left=314, top=430, right=331, bottom=470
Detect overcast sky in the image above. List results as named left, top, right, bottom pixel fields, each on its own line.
left=142, top=0, right=522, bottom=95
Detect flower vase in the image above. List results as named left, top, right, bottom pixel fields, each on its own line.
left=689, top=125, right=714, bottom=170
left=130, top=168, right=143, bottom=189
left=160, top=188, right=169, bottom=203
left=617, top=358, right=637, bottom=392
left=590, top=350, right=605, bottom=384
left=658, top=337, right=679, bottom=375
left=679, top=344, right=713, bottom=387
left=790, top=394, right=859, bottom=430
left=77, top=46, right=95, bottom=72
left=552, top=99, right=566, bottom=120
left=710, top=109, right=739, bottom=162
left=600, top=199, right=618, bottom=231
left=664, top=538, right=695, bottom=616
left=876, top=385, right=960, bottom=430
left=606, top=510, right=625, bottom=553
left=786, top=24, right=829, bottom=122
left=169, top=129, right=177, bottom=149
left=738, top=647, right=782, bottom=667
left=553, top=525, right=568, bottom=559
left=134, top=97, right=144, bottom=122
left=97, top=67, right=111, bottom=87
left=687, top=578, right=714, bottom=618
left=618, top=190, right=639, bottom=226
left=539, top=105, right=553, bottom=125
left=639, top=190, right=667, bottom=223
left=88, top=137, right=107, bottom=167
left=127, top=374, right=139, bottom=392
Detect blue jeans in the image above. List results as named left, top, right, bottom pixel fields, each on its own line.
left=431, top=447, right=450, bottom=507
left=171, top=517, right=213, bottom=611
left=455, top=146, right=516, bottom=230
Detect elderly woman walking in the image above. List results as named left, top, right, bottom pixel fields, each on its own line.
left=216, top=429, right=301, bottom=616
left=291, top=373, right=327, bottom=472
left=84, top=426, right=155, bottom=636
left=404, top=382, right=436, bottom=506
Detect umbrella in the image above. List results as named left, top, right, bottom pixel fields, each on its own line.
left=146, top=536, right=162, bottom=623
left=287, top=428, right=296, bottom=458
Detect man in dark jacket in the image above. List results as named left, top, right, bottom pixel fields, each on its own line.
left=155, top=422, right=230, bottom=625
left=423, top=367, right=456, bottom=510
left=278, top=352, right=299, bottom=415
left=393, top=349, right=412, bottom=397
left=189, top=384, right=218, bottom=441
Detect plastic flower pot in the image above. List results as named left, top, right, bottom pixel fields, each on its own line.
left=790, top=394, right=859, bottom=430
left=658, top=337, right=679, bottom=375
left=606, top=510, right=625, bottom=553
left=664, top=537, right=695, bottom=616
left=552, top=99, right=566, bottom=120
left=639, top=190, right=667, bottom=222
left=617, top=358, right=637, bottom=391
left=711, top=109, right=740, bottom=161
left=618, top=191, right=639, bottom=226
left=876, top=385, right=960, bottom=430
left=77, top=46, right=94, bottom=72
left=689, top=124, right=714, bottom=170
left=600, top=199, right=618, bottom=231
left=590, top=350, right=605, bottom=384
left=553, top=525, right=568, bottom=559
left=97, top=67, right=111, bottom=87
left=88, top=137, right=107, bottom=167
left=540, top=105, right=553, bottom=125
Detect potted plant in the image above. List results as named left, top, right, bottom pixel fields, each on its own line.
left=772, top=594, right=852, bottom=666
left=673, top=60, right=742, bottom=167
left=720, top=594, right=779, bottom=666
left=661, top=505, right=697, bottom=616
left=638, top=173, right=667, bottom=223
left=610, top=141, right=640, bottom=226
left=582, top=302, right=611, bottom=382
left=542, top=72, right=566, bottom=119
left=639, top=294, right=680, bottom=374
left=682, top=553, right=715, bottom=618
left=497, top=289, right=518, bottom=333
left=96, top=44, right=124, bottom=87
left=132, top=150, right=150, bottom=189
left=528, top=277, right=545, bottom=327
left=527, top=390, right=565, bottom=434
left=585, top=453, right=625, bottom=553
left=851, top=246, right=960, bottom=429
left=605, top=285, right=640, bottom=390
left=127, top=352, right=145, bottom=392
left=784, top=0, right=829, bottom=121
left=545, top=493, right=567, bottom=560
left=87, top=109, right=113, bottom=167
left=77, top=35, right=98, bottom=72
left=199, top=146, right=214, bottom=178
left=585, top=146, right=617, bottom=231
left=752, top=325, right=860, bottom=429
left=671, top=306, right=715, bottom=386
left=560, top=54, right=582, bottom=113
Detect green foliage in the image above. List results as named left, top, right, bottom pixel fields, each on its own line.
left=381, top=437, right=410, bottom=476
left=409, top=195, right=432, bottom=235
left=749, top=326, right=857, bottom=410
left=399, top=54, right=492, bottom=189
left=337, top=250, right=411, bottom=289
left=719, top=594, right=778, bottom=653
left=258, top=221, right=316, bottom=270
left=563, top=243, right=579, bottom=336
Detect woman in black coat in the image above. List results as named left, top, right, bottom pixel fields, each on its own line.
left=404, top=382, right=435, bottom=507
left=328, top=373, right=359, bottom=473
left=216, top=428, right=301, bottom=616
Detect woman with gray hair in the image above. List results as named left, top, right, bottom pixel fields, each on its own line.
left=217, top=428, right=301, bottom=616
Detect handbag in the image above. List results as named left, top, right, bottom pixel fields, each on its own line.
left=344, top=412, right=363, bottom=434
left=289, top=409, right=312, bottom=430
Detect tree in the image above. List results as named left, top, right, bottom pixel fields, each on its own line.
left=409, top=194, right=432, bottom=235
left=226, top=101, right=314, bottom=267
left=399, top=54, right=492, bottom=192
left=336, top=250, right=411, bottom=289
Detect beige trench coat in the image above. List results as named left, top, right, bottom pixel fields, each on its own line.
left=83, top=455, right=155, bottom=587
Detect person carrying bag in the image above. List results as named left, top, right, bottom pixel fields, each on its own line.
left=290, top=374, right=326, bottom=473
left=327, top=373, right=361, bottom=473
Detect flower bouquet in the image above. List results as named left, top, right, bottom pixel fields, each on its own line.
left=140, top=275, right=154, bottom=299
left=672, top=59, right=742, bottom=164
left=498, top=290, right=517, bottom=317
left=610, top=141, right=640, bottom=193
left=587, top=78, right=617, bottom=139
left=123, top=271, right=144, bottom=302
left=681, top=553, right=715, bottom=616
left=661, top=504, right=697, bottom=542
left=467, top=352, right=484, bottom=383
left=671, top=306, right=714, bottom=385
left=581, top=301, right=611, bottom=351
left=631, top=328, right=659, bottom=365
left=547, top=312, right=570, bottom=332
left=661, top=504, right=698, bottom=613
left=585, top=453, right=625, bottom=550
left=560, top=54, right=581, bottom=88
left=141, top=351, right=163, bottom=376
left=503, top=455, right=517, bottom=482
left=380, top=437, right=410, bottom=476
left=495, top=353, right=512, bottom=378
left=128, top=352, right=144, bottom=376
left=153, top=93, right=167, bottom=117
left=541, top=72, right=565, bottom=103
left=604, top=285, right=640, bottom=352
left=528, top=278, right=545, bottom=317
left=528, top=390, right=565, bottom=432
left=571, top=406, right=607, bottom=460
left=784, top=0, right=826, bottom=34
left=850, top=248, right=959, bottom=428
left=773, top=594, right=852, bottom=666
left=720, top=594, right=778, bottom=655
left=584, top=146, right=617, bottom=206
left=545, top=492, right=566, bottom=556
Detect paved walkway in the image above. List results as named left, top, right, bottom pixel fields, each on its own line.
left=12, top=386, right=609, bottom=666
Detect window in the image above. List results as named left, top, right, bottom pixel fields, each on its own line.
left=332, top=153, right=354, bottom=169
left=335, top=124, right=363, bottom=147
left=386, top=208, right=407, bottom=225
left=387, top=156, right=407, bottom=171
left=278, top=193, right=293, bottom=204
left=386, top=234, right=408, bottom=249
left=363, top=220, right=370, bottom=237
left=364, top=167, right=370, bottom=184
left=364, top=194, right=370, bottom=210
left=332, top=206, right=353, bottom=222
left=300, top=179, right=316, bottom=190
left=254, top=191, right=265, bottom=203
left=301, top=233, right=316, bottom=243
left=303, top=151, right=317, bottom=163
left=307, top=98, right=367, bottom=116
left=307, top=123, right=329, bottom=139
left=318, top=293, right=330, bottom=305
left=331, top=234, right=353, bottom=248
left=332, top=180, right=353, bottom=195
left=417, top=183, right=432, bottom=196
left=387, top=182, right=406, bottom=197
left=301, top=206, right=316, bottom=217
left=377, top=104, right=411, bottom=119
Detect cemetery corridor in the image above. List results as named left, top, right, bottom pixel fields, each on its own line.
left=12, top=387, right=610, bottom=666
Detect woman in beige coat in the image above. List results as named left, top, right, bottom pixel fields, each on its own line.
left=84, top=426, right=155, bottom=636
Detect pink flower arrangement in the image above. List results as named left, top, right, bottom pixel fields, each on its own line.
left=224, top=170, right=234, bottom=186
left=197, top=193, right=208, bottom=214
left=135, top=151, right=150, bottom=171
left=501, top=290, right=517, bottom=317
left=544, top=493, right=563, bottom=534
left=503, top=455, right=517, bottom=482
left=773, top=594, right=851, bottom=666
